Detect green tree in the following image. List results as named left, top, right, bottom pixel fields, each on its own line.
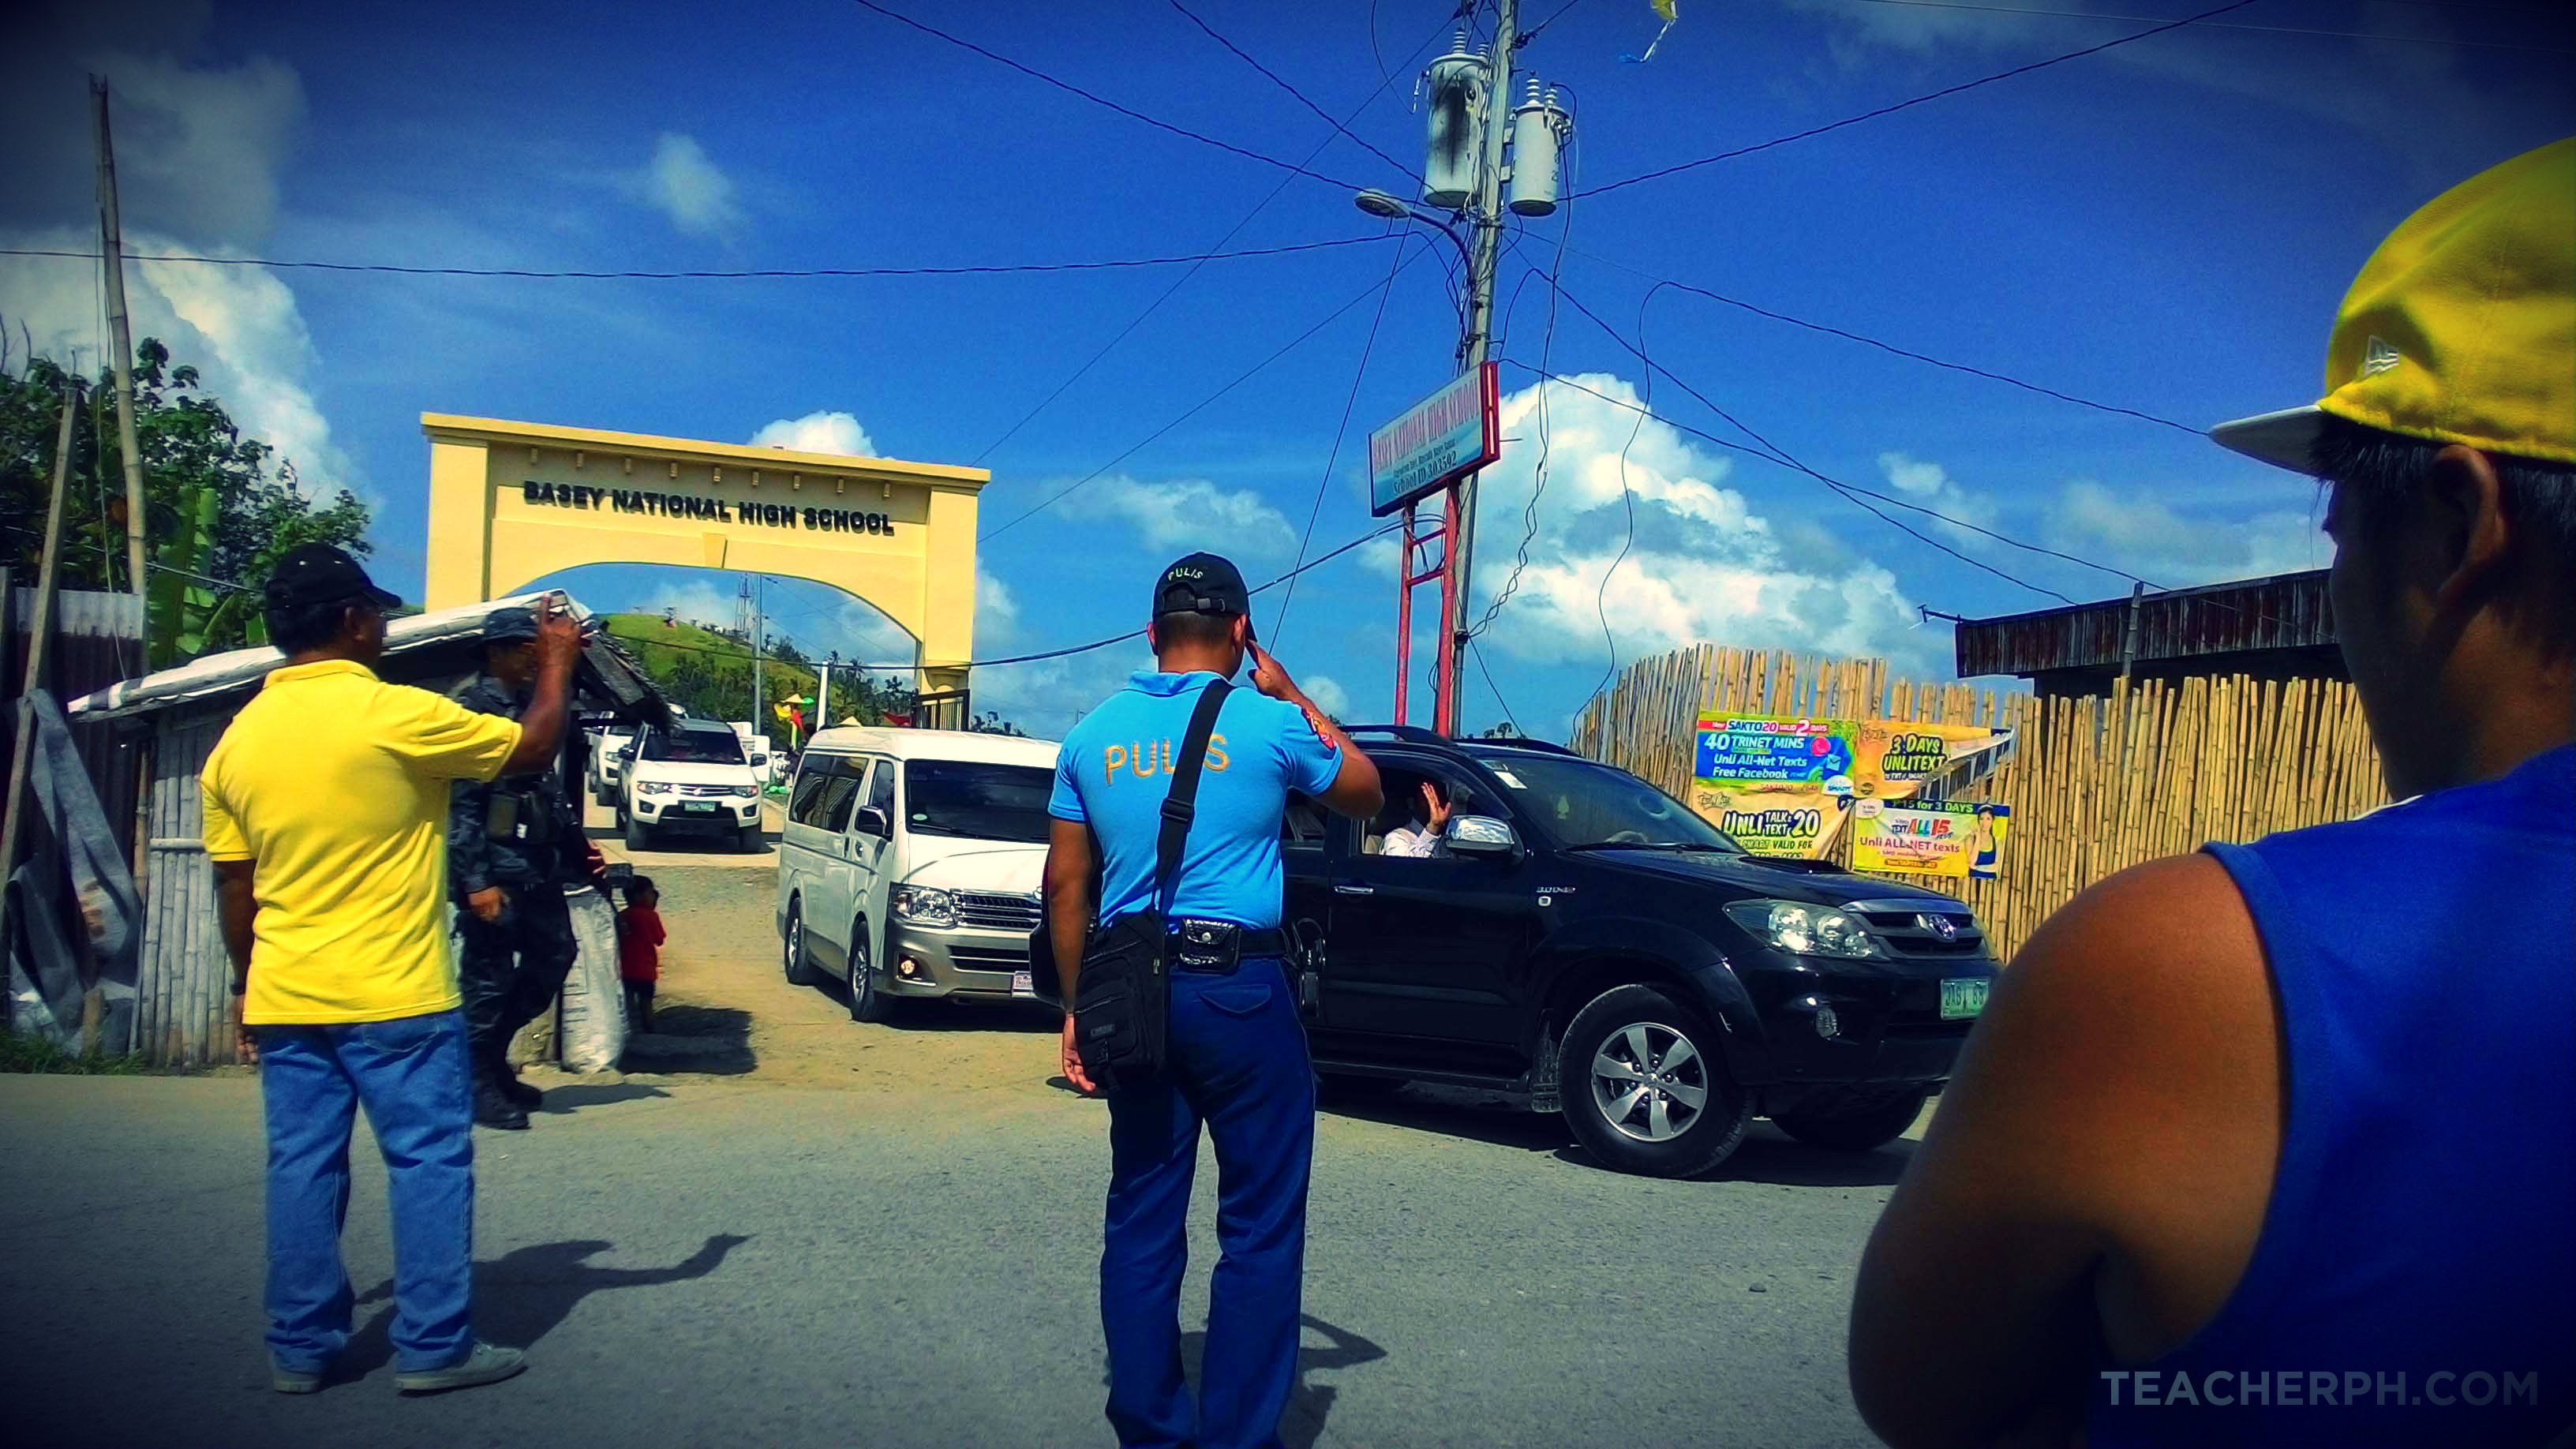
left=0, top=338, right=372, bottom=662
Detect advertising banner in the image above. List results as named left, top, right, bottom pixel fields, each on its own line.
left=1850, top=720, right=2015, bottom=799
left=1692, top=715, right=2017, bottom=859
left=1690, top=717, right=1859, bottom=857
left=1852, top=799, right=2012, bottom=878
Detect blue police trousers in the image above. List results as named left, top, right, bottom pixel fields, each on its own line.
left=1101, top=956, right=1316, bottom=1449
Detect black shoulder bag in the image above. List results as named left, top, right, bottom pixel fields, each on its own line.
left=1072, top=680, right=1231, bottom=1091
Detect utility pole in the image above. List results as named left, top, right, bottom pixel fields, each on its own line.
left=1443, top=0, right=1516, bottom=735
left=92, top=78, right=149, bottom=607
left=743, top=576, right=766, bottom=731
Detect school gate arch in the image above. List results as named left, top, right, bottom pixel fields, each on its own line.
left=421, top=414, right=985, bottom=701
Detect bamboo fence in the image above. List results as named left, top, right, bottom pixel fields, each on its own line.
left=1569, top=646, right=2387, bottom=962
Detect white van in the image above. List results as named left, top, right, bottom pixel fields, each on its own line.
left=775, top=727, right=1060, bottom=1021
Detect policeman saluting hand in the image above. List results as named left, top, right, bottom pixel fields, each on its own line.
left=1043, top=552, right=1382, bottom=1449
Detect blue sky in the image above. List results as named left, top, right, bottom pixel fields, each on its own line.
left=6, top=0, right=2570, bottom=734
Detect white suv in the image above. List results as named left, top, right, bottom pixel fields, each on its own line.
left=619, top=718, right=766, bottom=852
left=775, top=728, right=1059, bottom=1021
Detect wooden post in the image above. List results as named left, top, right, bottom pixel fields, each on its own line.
left=0, top=388, right=81, bottom=964
left=92, top=77, right=151, bottom=604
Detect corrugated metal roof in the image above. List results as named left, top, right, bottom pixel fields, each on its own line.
left=1956, top=569, right=2338, bottom=679
left=63, top=591, right=670, bottom=723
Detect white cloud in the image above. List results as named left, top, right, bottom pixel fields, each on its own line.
left=634, top=133, right=743, bottom=238
left=638, top=579, right=739, bottom=630
left=1301, top=674, right=1351, bottom=720
left=0, top=225, right=360, bottom=501
left=749, top=410, right=878, bottom=458
left=977, top=569, right=1021, bottom=646
left=1876, top=451, right=2001, bottom=549
left=1465, top=374, right=1941, bottom=676
left=0, top=42, right=305, bottom=244
left=2045, top=479, right=2328, bottom=586
left=1073, top=474, right=1296, bottom=555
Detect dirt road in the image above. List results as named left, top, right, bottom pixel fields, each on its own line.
left=579, top=799, right=1062, bottom=1094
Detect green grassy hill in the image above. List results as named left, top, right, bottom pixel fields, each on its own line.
left=601, top=612, right=903, bottom=744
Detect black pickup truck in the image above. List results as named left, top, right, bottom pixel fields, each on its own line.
left=1282, top=727, right=1998, bottom=1178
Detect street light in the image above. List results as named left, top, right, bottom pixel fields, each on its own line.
left=1354, top=189, right=1473, bottom=272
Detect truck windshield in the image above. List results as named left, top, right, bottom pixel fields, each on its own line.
left=642, top=729, right=746, bottom=766
left=1475, top=753, right=1743, bottom=852
left=904, top=760, right=1054, bottom=844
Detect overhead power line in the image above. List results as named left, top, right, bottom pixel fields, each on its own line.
left=1515, top=354, right=2079, bottom=610
left=971, top=17, right=1448, bottom=464
left=803, top=522, right=1407, bottom=672
left=1563, top=243, right=2200, bottom=434
left=0, top=235, right=1393, bottom=282
left=979, top=242, right=1434, bottom=541
left=1578, top=0, right=2263, bottom=199
left=1167, top=0, right=1426, bottom=185
left=1832, top=0, right=2575, bottom=54
left=846, top=0, right=1374, bottom=195
left=1541, top=281, right=2113, bottom=592
left=1272, top=231, right=1412, bottom=647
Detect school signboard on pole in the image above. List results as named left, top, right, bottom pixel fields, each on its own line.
left=1368, top=363, right=1500, bottom=517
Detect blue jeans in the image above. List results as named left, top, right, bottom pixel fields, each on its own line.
left=1102, top=957, right=1316, bottom=1449
left=255, top=1009, right=477, bottom=1373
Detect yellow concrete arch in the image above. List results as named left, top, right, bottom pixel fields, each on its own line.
left=421, top=414, right=985, bottom=693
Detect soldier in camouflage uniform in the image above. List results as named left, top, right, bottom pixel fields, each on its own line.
left=448, top=607, right=596, bottom=1129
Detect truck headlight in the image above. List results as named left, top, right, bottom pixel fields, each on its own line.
left=731, top=784, right=757, bottom=797
left=891, top=886, right=957, bottom=929
left=639, top=781, right=674, bottom=797
left=1723, top=900, right=1883, bottom=960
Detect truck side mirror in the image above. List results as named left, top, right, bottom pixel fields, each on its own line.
left=1446, top=814, right=1519, bottom=859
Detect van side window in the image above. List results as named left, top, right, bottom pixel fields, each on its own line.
left=821, top=762, right=863, bottom=834
left=789, top=761, right=835, bottom=826
left=865, top=757, right=897, bottom=822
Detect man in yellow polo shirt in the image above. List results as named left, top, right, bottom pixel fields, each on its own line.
left=203, top=545, right=579, bottom=1397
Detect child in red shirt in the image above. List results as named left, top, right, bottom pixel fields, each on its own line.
left=617, top=877, right=665, bottom=1032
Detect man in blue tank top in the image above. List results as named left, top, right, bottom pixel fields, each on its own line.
left=1044, top=552, right=1383, bottom=1449
left=1850, top=139, right=2575, bottom=1449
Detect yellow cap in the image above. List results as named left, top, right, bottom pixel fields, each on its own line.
left=2213, top=137, right=2575, bottom=472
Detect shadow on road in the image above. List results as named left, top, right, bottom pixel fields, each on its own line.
left=621, top=1005, right=758, bottom=1076
left=1327, top=1085, right=1916, bottom=1187
left=1121, top=1312, right=1386, bottom=1449
left=1701, top=1129, right=1915, bottom=1188
left=826, top=983, right=1058, bottom=1036
left=537, top=1081, right=675, bottom=1114
left=1319, top=1084, right=1573, bottom=1155
left=348, top=1234, right=751, bottom=1370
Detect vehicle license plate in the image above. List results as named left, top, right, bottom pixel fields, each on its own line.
left=675, top=801, right=708, bottom=814
left=1940, top=978, right=1990, bottom=1020
left=1011, top=971, right=1034, bottom=998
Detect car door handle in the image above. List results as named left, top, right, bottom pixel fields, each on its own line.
left=1332, top=882, right=1374, bottom=897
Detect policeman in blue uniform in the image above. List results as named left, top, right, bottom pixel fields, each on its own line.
left=447, top=606, right=597, bottom=1129
left=1044, top=553, right=1383, bottom=1449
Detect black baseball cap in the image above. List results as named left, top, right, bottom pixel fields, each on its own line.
left=481, top=605, right=540, bottom=643
left=1151, top=552, right=1252, bottom=626
left=263, top=543, right=401, bottom=611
